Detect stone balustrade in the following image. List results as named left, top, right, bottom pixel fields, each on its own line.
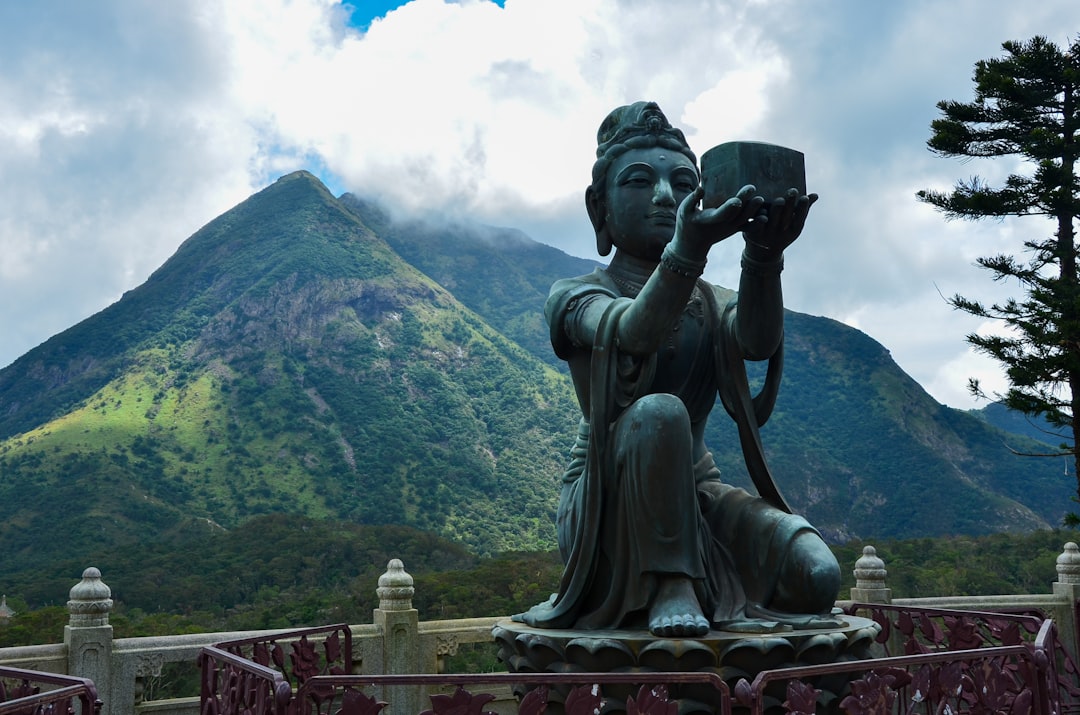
left=1, top=544, right=1079, bottom=715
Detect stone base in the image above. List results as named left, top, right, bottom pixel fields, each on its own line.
left=493, top=615, right=880, bottom=714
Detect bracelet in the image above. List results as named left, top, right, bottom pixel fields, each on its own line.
left=741, top=251, right=784, bottom=277
left=660, top=245, right=707, bottom=278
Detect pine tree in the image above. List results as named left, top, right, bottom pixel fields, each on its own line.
left=917, top=36, right=1080, bottom=521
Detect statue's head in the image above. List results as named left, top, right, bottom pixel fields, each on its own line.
left=587, top=101, right=698, bottom=256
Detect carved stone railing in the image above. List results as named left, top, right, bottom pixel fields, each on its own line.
left=4, top=545, right=1080, bottom=714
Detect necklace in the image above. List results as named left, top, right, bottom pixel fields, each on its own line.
left=605, top=269, right=644, bottom=297
left=606, top=267, right=703, bottom=306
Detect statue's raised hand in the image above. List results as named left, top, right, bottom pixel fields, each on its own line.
left=742, top=189, right=818, bottom=254
left=672, top=184, right=764, bottom=262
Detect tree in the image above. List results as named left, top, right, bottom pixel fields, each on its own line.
left=916, top=36, right=1080, bottom=521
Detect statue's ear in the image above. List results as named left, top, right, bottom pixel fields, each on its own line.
left=585, top=186, right=612, bottom=257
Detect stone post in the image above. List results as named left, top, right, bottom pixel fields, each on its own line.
left=850, top=545, right=891, bottom=604
left=372, top=559, right=420, bottom=715
left=1053, top=542, right=1080, bottom=661
left=64, top=567, right=113, bottom=715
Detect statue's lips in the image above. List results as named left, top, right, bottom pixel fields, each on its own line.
left=647, top=211, right=676, bottom=224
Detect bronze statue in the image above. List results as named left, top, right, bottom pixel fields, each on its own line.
left=515, top=102, right=840, bottom=638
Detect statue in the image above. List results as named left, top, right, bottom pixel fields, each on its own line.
left=515, top=101, right=840, bottom=638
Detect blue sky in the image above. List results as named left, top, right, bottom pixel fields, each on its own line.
left=1, top=0, right=1078, bottom=410
left=347, top=1, right=409, bottom=29
left=345, top=0, right=505, bottom=30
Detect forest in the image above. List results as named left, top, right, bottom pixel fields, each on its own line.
left=1, top=516, right=1074, bottom=648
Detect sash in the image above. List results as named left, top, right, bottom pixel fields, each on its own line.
left=702, top=283, right=791, bottom=514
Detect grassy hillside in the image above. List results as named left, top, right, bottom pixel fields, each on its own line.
left=2, top=517, right=1075, bottom=647
left=702, top=310, right=1066, bottom=540
left=341, top=194, right=602, bottom=368
left=0, top=172, right=577, bottom=575
left=0, top=170, right=1073, bottom=595
left=345, top=193, right=1069, bottom=540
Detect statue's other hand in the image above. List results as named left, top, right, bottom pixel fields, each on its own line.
left=742, top=189, right=818, bottom=253
left=674, top=184, right=764, bottom=260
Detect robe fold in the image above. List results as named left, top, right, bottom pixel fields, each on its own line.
left=516, top=269, right=822, bottom=631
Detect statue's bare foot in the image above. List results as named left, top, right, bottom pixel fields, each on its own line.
left=649, top=577, right=709, bottom=637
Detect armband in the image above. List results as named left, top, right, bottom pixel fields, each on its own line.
left=740, top=251, right=784, bottom=277
left=660, top=245, right=706, bottom=278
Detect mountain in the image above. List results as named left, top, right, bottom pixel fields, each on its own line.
left=723, top=313, right=1068, bottom=540
left=339, top=195, right=601, bottom=368
left=0, top=171, right=577, bottom=571
left=338, top=192, right=1070, bottom=541
left=0, top=171, right=1072, bottom=584
left=975, top=401, right=1070, bottom=449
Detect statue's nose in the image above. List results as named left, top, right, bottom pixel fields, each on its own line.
left=653, top=179, right=676, bottom=206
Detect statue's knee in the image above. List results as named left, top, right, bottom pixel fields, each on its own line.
left=627, top=393, right=690, bottom=433
left=774, top=532, right=840, bottom=614
left=615, top=394, right=692, bottom=467
left=804, top=547, right=841, bottom=610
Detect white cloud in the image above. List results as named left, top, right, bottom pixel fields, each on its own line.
left=1, top=0, right=1079, bottom=413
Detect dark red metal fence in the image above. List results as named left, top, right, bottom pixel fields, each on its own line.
left=198, top=605, right=1080, bottom=714
left=199, top=623, right=353, bottom=715
left=0, top=666, right=101, bottom=715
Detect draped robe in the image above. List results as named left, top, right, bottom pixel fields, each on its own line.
left=515, top=268, right=824, bottom=631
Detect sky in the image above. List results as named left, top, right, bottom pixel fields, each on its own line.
left=0, top=1, right=1077, bottom=410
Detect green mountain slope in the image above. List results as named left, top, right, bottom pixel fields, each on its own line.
left=0, top=172, right=577, bottom=569
left=705, top=311, right=1065, bottom=539
left=340, top=194, right=601, bottom=367
left=0, top=170, right=1071, bottom=586
left=975, top=401, right=1070, bottom=448
left=340, top=195, right=1069, bottom=539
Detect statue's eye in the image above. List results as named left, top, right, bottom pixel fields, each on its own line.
left=672, top=170, right=697, bottom=193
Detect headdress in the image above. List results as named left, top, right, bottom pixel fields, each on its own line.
left=591, top=101, right=697, bottom=187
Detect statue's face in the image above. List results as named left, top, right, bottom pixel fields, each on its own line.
left=603, top=146, right=698, bottom=261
